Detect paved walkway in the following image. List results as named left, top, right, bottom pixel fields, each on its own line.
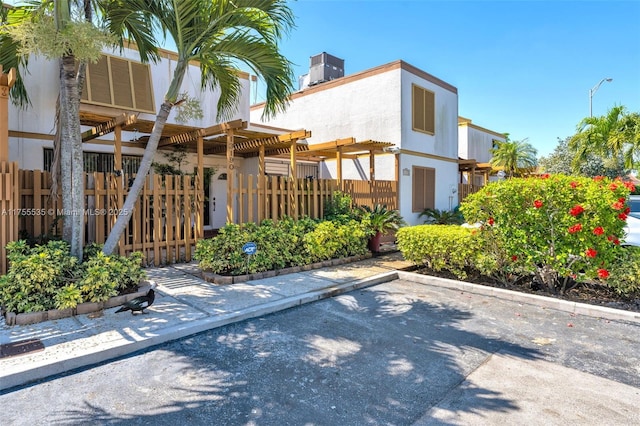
left=0, top=252, right=412, bottom=392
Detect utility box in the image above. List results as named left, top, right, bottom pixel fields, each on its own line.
left=308, top=52, right=344, bottom=86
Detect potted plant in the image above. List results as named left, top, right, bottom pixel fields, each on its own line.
left=359, top=204, right=406, bottom=252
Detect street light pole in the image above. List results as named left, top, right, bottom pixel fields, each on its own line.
left=589, top=77, right=613, bottom=117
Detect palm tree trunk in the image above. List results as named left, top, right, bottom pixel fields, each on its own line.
left=102, top=59, right=187, bottom=255
left=102, top=102, right=172, bottom=255
left=59, top=54, right=84, bottom=259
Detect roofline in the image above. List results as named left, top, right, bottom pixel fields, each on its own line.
left=458, top=120, right=507, bottom=140
left=251, top=59, right=457, bottom=110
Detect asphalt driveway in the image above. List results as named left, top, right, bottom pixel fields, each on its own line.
left=2, top=278, right=639, bottom=425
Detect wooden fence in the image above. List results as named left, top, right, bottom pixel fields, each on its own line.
left=232, top=174, right=398, bottom=224
left=343, top=179, right=398, bottom=210
left=1, top=162, right=19, bottom=274
left=15, top=170, right=202, bottom=267
left=458, top=183, right=482, bottom=202
left=2, top=168, right=399, bottom=274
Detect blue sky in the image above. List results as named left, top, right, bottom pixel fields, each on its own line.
left=252, top=0, right=640, bottom=157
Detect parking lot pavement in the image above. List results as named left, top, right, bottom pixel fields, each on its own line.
left=2, top=278, right=638, bottom=425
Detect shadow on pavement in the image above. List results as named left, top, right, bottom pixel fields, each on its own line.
left=50, top=282, right=542, bottom=425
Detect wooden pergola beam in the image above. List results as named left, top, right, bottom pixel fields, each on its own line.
left=304, top=137, right=355, bottom=152
left=158, top=128, right=204, bottom=147
left=81, top=113, right=137, bottom=142
left=233, top=130, right=311, bottom=153
left=1, top=65, right=17, bottom=163
left=202, top=119, right=247, bottom=137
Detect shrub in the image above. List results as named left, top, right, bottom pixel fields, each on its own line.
left=0, top=240, right=80, bottom=313
left=419, top=207, right=464, bottom=225
left=78, top=251, right=146, bottom=302
left=195, top=224, right=249, bottom=274
left=0, top=240, right=146, bottom=313
left=460, top=174, right=632, bottom=293
left=324, top=191, right=359, bottom=224
left=606, top=246, right=640, bottom=295
left=396, top=225, right=483, bottom=279
left=303, top=220, right=369, bottom=262
left=195, top=216, right=369, bottom=274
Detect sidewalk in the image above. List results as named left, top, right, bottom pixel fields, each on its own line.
left=0, top=252, right=413, bottom=392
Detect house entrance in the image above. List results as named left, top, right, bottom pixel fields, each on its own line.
left=211, top=172, right=228, bottom=229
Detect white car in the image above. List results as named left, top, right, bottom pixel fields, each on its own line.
left=623, top=196, right=640, bottom=247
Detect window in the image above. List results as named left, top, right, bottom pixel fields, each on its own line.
left=44, top=148, right=142, bottom=175
left=412, top=84, right=435, bottom=135
left=81, top=54, right=155, bottom=113
left=412, top=166, right=435, bottom=212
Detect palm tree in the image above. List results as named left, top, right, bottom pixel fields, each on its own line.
left=2, top=0, right=158, bottom=258
left=102, top=0, right=295, bottom=254
left=490, top=138, right=538, bottom=177
left=570, top=106, right=640, bottom=170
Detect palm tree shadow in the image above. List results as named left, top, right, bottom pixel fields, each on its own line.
left=52, top=282, right=542, bottom=425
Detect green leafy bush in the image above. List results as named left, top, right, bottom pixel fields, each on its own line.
left=78, top=251, right=146, bottom=302
left=606, top=246, right=640, bottom=295
left=396, top=225, right=483, bottom=279
left=324, top=191, right=359, bottom=223
left=303, top=220, right=369, bottom=262
left=460, top=174, right=632, bottom=293
left=195, top=216, right=369, bottom=275
left=0, top=240, right=146, bottom=314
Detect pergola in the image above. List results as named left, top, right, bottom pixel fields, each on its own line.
left=459, top=158, right=492, bottom=186
left=294, top=138, right=397, bottom=185
left=78, top=109, right=312, bottom=224
left=1, top=66, right=17, bottom=163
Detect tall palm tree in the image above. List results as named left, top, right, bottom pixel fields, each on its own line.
left=2, top=0, right=158, bottom=259
left=490, top=138, right=538, bottom=177
left=102, top=0, right=295, bottom=254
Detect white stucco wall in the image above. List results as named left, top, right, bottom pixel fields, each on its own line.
left=459, top=124, right=505, bottom=163
left=8, top=46, right=251, bottom=170
left=251, top=68, right=403, bottom=145
left=399, top=69, right=458, bottom=160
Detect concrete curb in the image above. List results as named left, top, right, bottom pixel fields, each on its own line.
left=1, top=271, right=398, bottom=392
left=397, top=271, right=640, bottom=324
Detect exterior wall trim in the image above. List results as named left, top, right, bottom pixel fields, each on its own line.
left=251, top=60, right=457, bottom=110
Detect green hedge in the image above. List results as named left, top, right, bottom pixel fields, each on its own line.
left=396, top=225, right=483, bottom=279
left=195, top=216, right=370, bottom=275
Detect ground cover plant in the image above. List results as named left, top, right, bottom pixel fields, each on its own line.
left=0, top=241, right=145, bottom=314
left=398, top=174, right=640, bottom=310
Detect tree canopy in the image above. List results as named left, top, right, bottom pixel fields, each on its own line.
left=490, top=137, right=538, bottom=177
left=569, top=105, right=640, bottom=170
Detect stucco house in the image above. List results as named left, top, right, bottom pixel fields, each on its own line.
left=251, top=54, right=460, bottom=225
left=458, top=116, right=506, bottom=189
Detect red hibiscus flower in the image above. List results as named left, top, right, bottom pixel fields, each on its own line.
left=612, top=201, right=625, bottom=210
left=511, top=255, right=518, bottom=261
left=568, top=224, right=583, bottom=234
left=533, top=200, right=543, bottom=209
left=623, top=181, right=636, bottom=192
left=593, top=176, right=604, bottom=182
left=624, top=207, right=631, bottom=214
left=609, top=183, right=619, bottom=191
left=570, top=181, right=579, bottom=189
left=618, top=213, right=628, bottom=221
left=585, top=248, right=597, bottom=258
left=487, top=217, right=494, bottom=226
left=539, top=174, right=550, bottom=179
left=619, top=197, right=627, bottom=203
left=593, top=226, right=604, bottom=236
left=569, top=205, right=584, bottom=216
left=597, top=269, right=609, bottom=279
left=614, top=238, right=620, bottom=245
